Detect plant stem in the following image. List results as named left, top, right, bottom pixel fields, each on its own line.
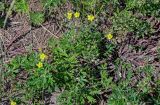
left=3, top=0, right=16, bottom=28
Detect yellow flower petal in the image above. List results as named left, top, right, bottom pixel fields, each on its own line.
left=87, top=15, right=95, bottom=21
left=36, top=62, right=43, bottom=68
left=74, top=12, right=80, bottom=18
left=10, top=100, right=16, bottom=105
left=105, top=33, right=113, bottom=40
left=67, top=11, right=73, bottom=20
left=39, top=53, right=47, bottom=61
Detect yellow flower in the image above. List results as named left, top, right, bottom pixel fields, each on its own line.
left=67, top=11, right=73, bottom=20
left=87, top=15, right=95, bottom=21
left=36, top=62, right=43, bottom=68
left=10, top=100, right=16, bottom=105
left=105, top=33, right=113, bottom=40
left=39, top=53, right=47, bottom=61
left=74, top=12, right=80, bottom=18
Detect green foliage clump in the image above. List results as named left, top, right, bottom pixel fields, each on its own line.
left=14, top=0, right=29, bottom=13
left=107, top=59, right=160, bottom=105
left=5, top=53, right=55, bottom=102
left=112, top=10, right=152, bottom=38
left=49, top=26, right=115, bottom=104
left=30, top=12, right=45, bottom=26
left=3, top=26, right=115, bottom=104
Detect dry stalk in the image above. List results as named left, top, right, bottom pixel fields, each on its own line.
left=3, top=0, right=16, bottom=28
left=41, top=24, right=59, bottom=39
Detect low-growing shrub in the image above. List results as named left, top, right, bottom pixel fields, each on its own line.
left=1, top=0, right=160, bottom=105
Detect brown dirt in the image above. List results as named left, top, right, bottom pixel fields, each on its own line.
left=0, top=1, right=65, bottom=63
